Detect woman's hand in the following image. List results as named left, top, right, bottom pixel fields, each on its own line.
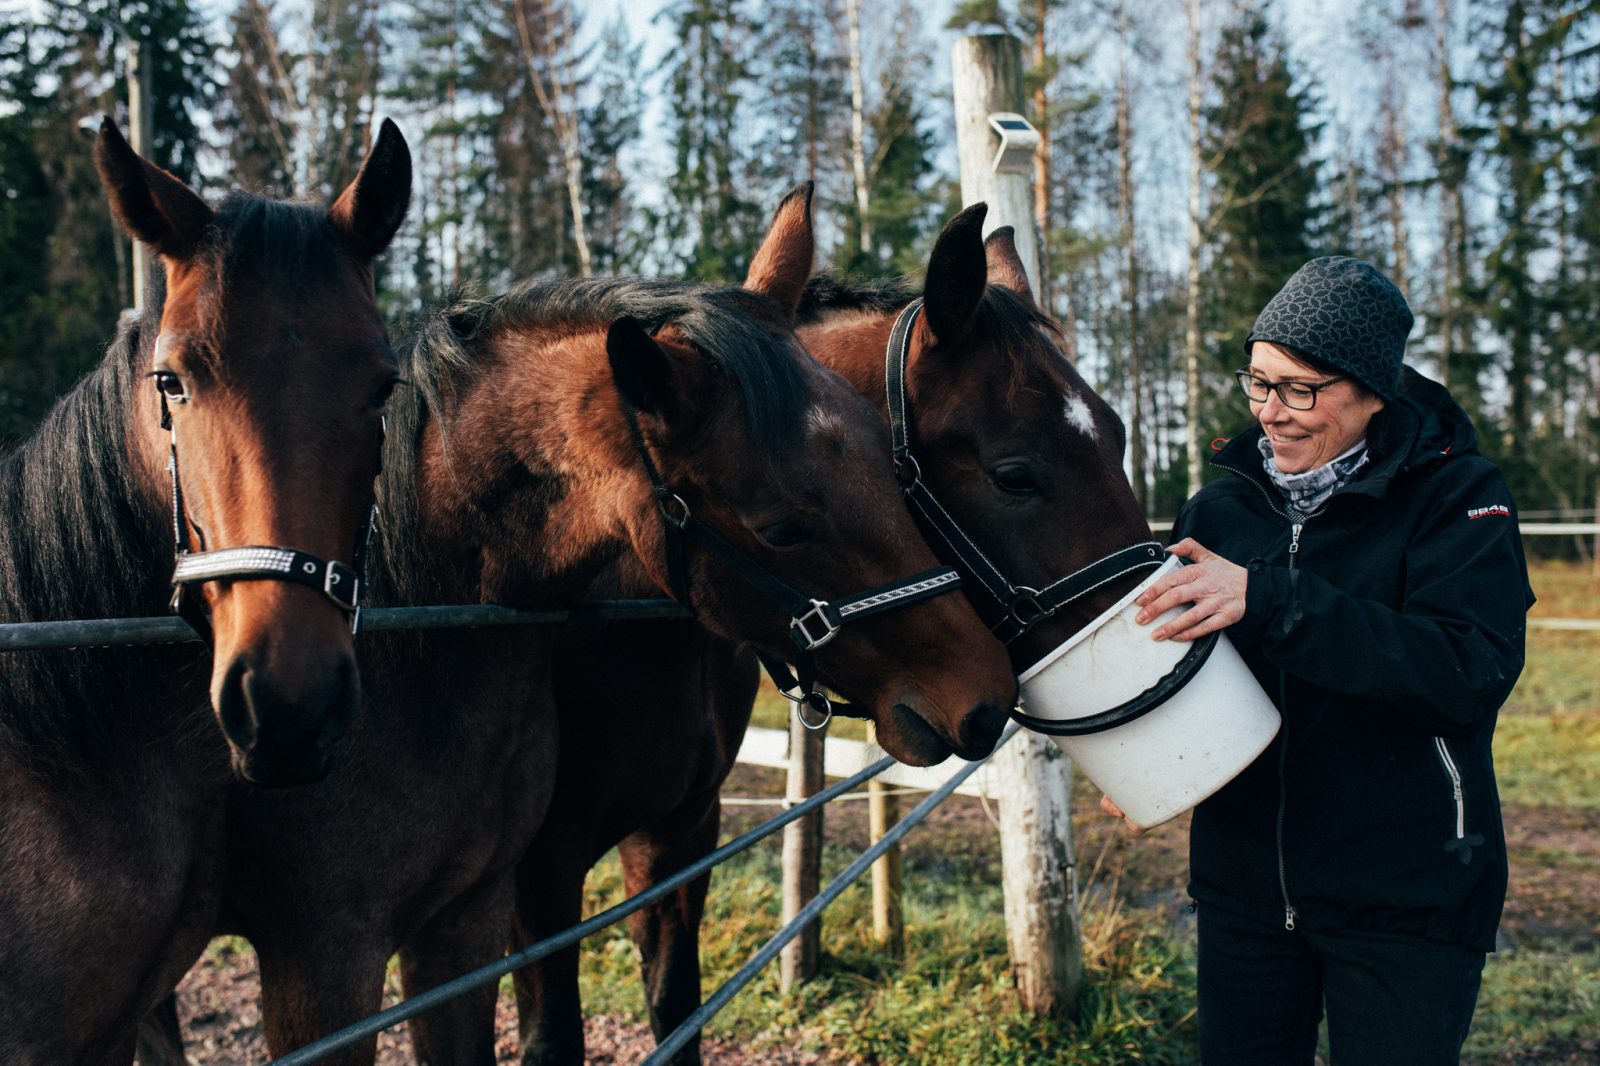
left=1135, top=539, right=1248, bottom=642
left=1099, top=794, right=1146, bottom=835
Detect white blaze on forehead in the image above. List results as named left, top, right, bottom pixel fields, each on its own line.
left=1063, top=392, right=1099, bottom=440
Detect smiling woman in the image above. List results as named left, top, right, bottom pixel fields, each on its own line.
left=1119, top=255, right=1537, bottom=1066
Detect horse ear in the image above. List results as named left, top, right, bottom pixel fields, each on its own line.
left=329, top=118, right=412, bottom=261
left=94, top=116, right=213, bottom=259
left=743, top=181, right=814, bottom=320
left=984, top=226, right=1036, bottom=307
left=922, top=203, right=988, bottom=344
left=608, top=316, right=690, bottom=420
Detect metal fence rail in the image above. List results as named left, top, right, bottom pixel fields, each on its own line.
left=268, top=750, right=903, bottom=1065
left=641, top=725, right=1017, bottom=1065
left=0, top=600, right=691, bottom=651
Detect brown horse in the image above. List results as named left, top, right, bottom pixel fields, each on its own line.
left=182, top=203, right=1016, bottom=1064
left=0, top=121, right=409, bottom=1063
left=509, top=193, right=1155, bottom=1065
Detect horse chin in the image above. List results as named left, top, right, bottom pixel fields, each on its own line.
left=229, top=745, right=334, bottom=788
left=875, top=703, right=956, bottom=767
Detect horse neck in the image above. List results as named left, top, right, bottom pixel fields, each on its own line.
left=411, top=323, right=652, bottom=605
left=0, top=314, right=209, bottom=776
left=0, top=318, right=173, bottom=627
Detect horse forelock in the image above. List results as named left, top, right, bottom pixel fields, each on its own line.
left=176, top=194, right=354, bottom=362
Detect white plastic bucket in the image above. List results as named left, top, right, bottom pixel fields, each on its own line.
left=1015, top=555, right=1280, bottom=829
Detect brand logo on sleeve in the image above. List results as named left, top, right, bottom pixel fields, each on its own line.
left=1467, top=504, right=1510, bottom=520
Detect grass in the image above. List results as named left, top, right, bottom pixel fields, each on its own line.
left=569, top=561, right=1597, bottom=1065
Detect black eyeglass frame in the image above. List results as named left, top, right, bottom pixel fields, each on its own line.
left=1234, top=368, right=1350, bottom=411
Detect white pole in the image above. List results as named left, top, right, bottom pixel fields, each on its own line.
left=127, top=38, right=154, bottom=314
left=952, top=32, right=1086, bottom=1018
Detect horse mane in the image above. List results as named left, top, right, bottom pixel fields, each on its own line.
left=0, top=295, right=206, bottom=773
left=365, top=277, right=814, bottom=614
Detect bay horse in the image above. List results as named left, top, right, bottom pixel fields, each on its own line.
left=0, top=120, right=409, bottom=1063
left=509, top=192, right=1156, bottom=1065
left=179, top=206, right=1017, bottom=1063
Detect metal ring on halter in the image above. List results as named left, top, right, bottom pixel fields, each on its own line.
left=894, top=453, right=921, bottom=488
left=796, top=691, right=834, bottom=730
left=1008, top=587, right=1050, bottom=628
left=658, top=492, right=692, bottom=529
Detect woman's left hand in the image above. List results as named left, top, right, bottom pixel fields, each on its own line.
left=1134, top=539, right=1248, bottom=642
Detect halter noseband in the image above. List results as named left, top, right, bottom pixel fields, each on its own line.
left=160, top=390, right=378, bottom=636
left=622, top=400, right=963, bottom=731
left=884, top=298, right=1165, bottom=647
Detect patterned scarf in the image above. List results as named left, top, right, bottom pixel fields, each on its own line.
left=1258, top=435, right=1371, bottom=517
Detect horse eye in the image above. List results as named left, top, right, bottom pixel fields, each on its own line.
left=153, top=371, right=188, bottom=402
left=991, top=462, right=1040, bottom=497
left=371, top=376, right=402, bottom=409
left=759, top=518, right=814, bottom=548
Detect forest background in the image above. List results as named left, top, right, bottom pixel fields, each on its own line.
left=1, top=0, right=1597, bottom=531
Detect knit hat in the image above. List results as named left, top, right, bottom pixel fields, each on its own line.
left=1245, top=256, right=1413, bottom=400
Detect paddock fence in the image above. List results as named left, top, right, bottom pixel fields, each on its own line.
left=1, top=521, right=1593, bottom=1062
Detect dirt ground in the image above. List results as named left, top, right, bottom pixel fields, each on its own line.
left=170, top=763, right=1598, bottom=1064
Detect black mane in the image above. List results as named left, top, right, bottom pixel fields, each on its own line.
left=0, top=295, right=206, bottom=772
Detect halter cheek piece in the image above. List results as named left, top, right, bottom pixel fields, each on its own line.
left=160, top=388, right=379, bottom=637
left=885, top=299, right=1216, bottom=734
left=622, top=401, right=963, bottom=732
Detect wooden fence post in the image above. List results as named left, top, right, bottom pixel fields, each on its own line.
left=779, top=712, right=825, bottom=989
left=866, top=723, right=904, bottom=956
left=951, top=31, right=1086, bottom=1018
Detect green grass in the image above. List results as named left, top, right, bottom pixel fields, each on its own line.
left=568, top=560, right=1598, bottom=1064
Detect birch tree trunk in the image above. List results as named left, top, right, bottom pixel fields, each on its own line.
left=847, top=0, right=871, bottom=258
left=1185, top=0, right=1205, bottom=498
left=515, top=0, right=593, bottom=277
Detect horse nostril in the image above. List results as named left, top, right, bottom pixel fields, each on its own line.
left=215, top=659, right=261, bottom=754
left=960, top=701, right=1008, bottom=758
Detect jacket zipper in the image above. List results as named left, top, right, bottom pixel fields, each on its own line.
left=1215, top=459, right=1308, bottom=932
left=1434, top=736, right=1466, bottom=840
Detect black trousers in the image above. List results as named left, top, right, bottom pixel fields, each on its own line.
left=1196, top=901, right=1486, bottom=1065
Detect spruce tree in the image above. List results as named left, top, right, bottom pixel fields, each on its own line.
left=1202, top=0, right=1322, bottom=435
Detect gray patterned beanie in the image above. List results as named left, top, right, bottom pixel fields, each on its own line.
left=1245, top=256, right=1413, bottom=400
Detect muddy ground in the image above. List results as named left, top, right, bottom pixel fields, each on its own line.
left=170, top=764, right=1598, bottom=1063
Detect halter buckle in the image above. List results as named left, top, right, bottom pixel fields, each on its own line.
left=323, top=561, right=360, bottom=612
left=791, top=599, right=840, bottom=651
left=1008, top=587, right=1050, bottom=629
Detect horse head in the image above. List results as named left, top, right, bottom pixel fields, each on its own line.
left=798, top=202, right=1156, bottom=675
left=608, top=185, right=1018, bottom=765
left=95, top=118, right=411, bottom=785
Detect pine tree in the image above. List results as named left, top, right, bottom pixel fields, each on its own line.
left=581, top=17, right=645, bottom=275
left=653, top=0, right=764, bottom=279
left=1202, top=0, right=1322, bottom=435
left=215, top=0, right=294, bottom=195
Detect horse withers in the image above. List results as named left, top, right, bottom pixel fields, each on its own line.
left=511, top=191, right=1156, bottom=1066
left=0, top=120, right=409, bottom=1064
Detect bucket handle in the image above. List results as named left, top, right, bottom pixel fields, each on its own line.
left=1009, top=629, right=1221, bottom=737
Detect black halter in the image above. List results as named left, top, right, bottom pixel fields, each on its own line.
left=161, top=390, right=378, bottom=637
left=883, top=299, right=1165, bottom=648
left=622, top=400, right=963, bottom=730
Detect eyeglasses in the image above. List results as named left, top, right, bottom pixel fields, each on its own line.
left=1235, top=369, right=1349, bottom=411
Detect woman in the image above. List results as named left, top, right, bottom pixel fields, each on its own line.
left=1123, top=256, right=1533, bottom=1064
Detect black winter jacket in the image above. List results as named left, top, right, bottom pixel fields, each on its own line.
left=1175, top=368, right=1533, bottom=952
